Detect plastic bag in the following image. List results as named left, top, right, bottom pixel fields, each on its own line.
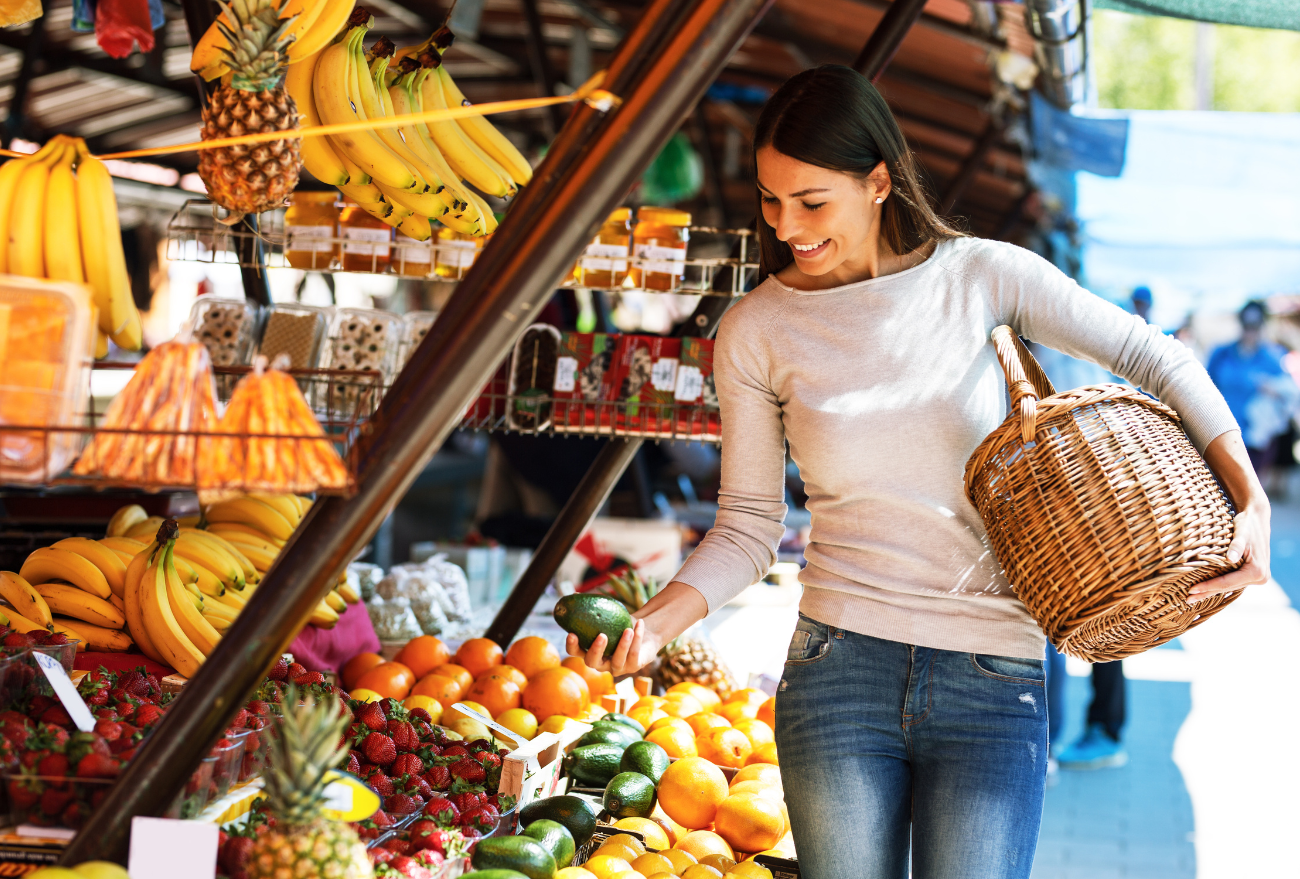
left=347, top=562, right=384, bottom=602
left=367, top=595, right=423, bottom=642
left=95, top=0, right=154, bottom=58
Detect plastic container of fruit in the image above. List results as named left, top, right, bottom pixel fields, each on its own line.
left=17, top=641, right=81, bottom=701
left=5, top=773, right=113, bottom=829
left=208, top=737, right=247, bottom=803
left=398, top=311, right=439, bottom=368
left=165, top=754, right=215, bottom=820
left=235, top=719, right=269, bottom=783
left=0, top=651, right=34, bottom=706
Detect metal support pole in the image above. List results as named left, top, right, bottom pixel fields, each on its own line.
left=939, top=118, right=1003, bottom=213
left=854, top=0, right=929, bottom=82
left=484, top=437, right=643, bottom=644
left=521, top=0, right=565, bottom=136
left=61, top=0, right=771, bottom=863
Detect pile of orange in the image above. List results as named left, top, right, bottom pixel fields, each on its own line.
left=340, top=633, right=619, bottom=739
left=632, top=684, right=779, bottom=769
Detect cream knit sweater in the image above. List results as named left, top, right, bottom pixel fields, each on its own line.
left=673, top=236, right=1239, bottom=659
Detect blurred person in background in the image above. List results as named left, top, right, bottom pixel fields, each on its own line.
left=1207, top=301, right=1297, bottom=482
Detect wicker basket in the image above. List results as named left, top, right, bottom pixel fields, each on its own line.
left=964, top=326, right=1241, bottom=662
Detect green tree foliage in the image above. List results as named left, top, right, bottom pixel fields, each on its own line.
left=1094, top=9, right=1300, bottom=111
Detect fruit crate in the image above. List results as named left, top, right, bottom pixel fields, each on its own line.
left=165, top=200, right=759, bottom=294
left=0, top=363, right=380, bottom=495
left=460, top=391, right=721, bottom=444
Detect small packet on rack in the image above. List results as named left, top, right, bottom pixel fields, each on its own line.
left=553, top=332, right=620, bottom=433
left=508, top=324, right=560, bottom=431
left=674, top=337, right=720, bottom=440
left=614, top=335, right=679, bottom=436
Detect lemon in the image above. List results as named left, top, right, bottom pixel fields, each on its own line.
left=613, top=816, right=671, bottom=850
left=586, top=855, right=634, bottom=879
left=605, top=833, right=646, bottom=856
left=539, top=714, right=586, bottom=736
left=445, top=699, right=493, bottom=724
left=348, top=688, right=382, bottom=703
left=402, top=694, right=443, bottom=722
left=496, top=707, right=539, bottom=740
left=556, top=869, right=599, bottom=879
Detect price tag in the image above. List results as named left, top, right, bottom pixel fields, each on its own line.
left=651, top=357, right=678, bottom=392
left=31, top=652, right=94, bottom=732
left=674, top=365, right=703, bottom=402
left=554, top=356, right=579, bottom=392
left=129, top=816, right=218, bottom=879
left=319, top=770, right=380, bottom=823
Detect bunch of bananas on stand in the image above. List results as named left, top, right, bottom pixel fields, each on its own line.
left=0, top=134, right=141, bottom=356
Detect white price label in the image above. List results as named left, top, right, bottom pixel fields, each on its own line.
left=554, top=356, right=578, bottom=393
left=322, top=781, right=353, bottom=812
left=580, top=242, right=630, bottom=273
left=651, top=357, right=679, bottom=392
left=438, top=238, right=479, bottom=268
left=634, top=243, right=687, bottom=276
left=129, top=817, right=219, bottom=879
left=286, top=224, right=335, bottom=254
left=675, top=365, right=703, bottom=402
left=342, top=227, right=391, bottom=256
left=32, top=652, right=94, bottom=732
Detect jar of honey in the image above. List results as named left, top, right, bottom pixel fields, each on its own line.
left=393, top=223, right=434, bottom=277
left=434, top=227, right=483, bottom=279
left=338, top=200, right=392, bottom=273
left=284, top=191, right=339, bottom=270
left=570, top=208, right=632, bottom=288
left=630, top=207, right=691, bottom=291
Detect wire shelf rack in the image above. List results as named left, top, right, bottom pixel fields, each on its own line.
left=0, top=364, right=382, bottom=494
left=165, top=200, right=759, bottom=296
left=461, top=391, right=720, bottom=443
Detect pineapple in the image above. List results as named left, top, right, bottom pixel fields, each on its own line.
left=246, top=686, right=373, bottom=879
left=198, top=0, right=302, bottom=222
left=657, top=626, right=737, bottom=700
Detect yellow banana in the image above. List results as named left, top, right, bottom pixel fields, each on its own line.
left=337, top=153, right=373, bottom=187
left=180, top=528, right=256, bottom=583
left=212, top=587, right=247, bottom=609
left=32, top=581, right=125, bottom=629
left=176, top=515, right=201, bottom=528
left=284, top=50, right=351, bottom=187
left=205, top=497, right=297, bottom=542
left=206, top=523, right=285, bottom=548
left=209, top=530, right=283, bottom=556
left=54, top=617, right=132, bottom=652
left=1, top=606, right=50, bottom=634
left=324, top=589, right=347, bottom=613
left=110, top=306, right=142, bottom=351
left=0, top=571, right=53, bottom=627
left=123, top=547, right=166, bottom=665
left=20, top=547, right=112, bottom=599
left=53, top=538, right=127, bottom=598
left=248, top=493, right=303, bottom=526
left=125, top=516, right=165, bottom=541
left=173, top=532, right=245, bottom=590
left=291, top=495, right=313, bottom=516
left=364, top=53, right=455, bottom=217
left=203, top=611, right=231, bottom=633
left=229, top=542, right=277, bottom=573
left=75, top=141, right=137, bottom=341
left=337, top=581, right=360, bottom=604
left=392, top=69, right=483, bottom=234
left=396, top=213, right=433, bottom=243
left=44, top=142, right=84, bottom=284
left=290, top=0, right=357, bottom=61
left=109, top=593, right=125, bottom=614
left=435, top=63, right=533, bottom=187
left=9, top=139, right=60, bottom=278
left=202, top=600, right=238, bottom=623
left=417, top=57, right=512, bottom=197
left=164, top=547, right=221, bottom=655
left=337, top=182, right=391, bottom=213
left=94, top=329, right=109, bottom=359
left=310, top=599, right=339, bottom=628
left=464, top=188, right=499, bottom=234
left=50, top=621, right=87, bottom=650
left=170, top=554, right=199, bottom=585
left=100, top=535, right=147, bottom=554
left=140, top=544, right=204, bottom=677
left=0, top=153, right=35, bottom=274
left=313, top=29, right=420, bottom=192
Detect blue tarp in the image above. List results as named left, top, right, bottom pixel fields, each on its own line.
left=1032, top=93, right=1131, bottom=178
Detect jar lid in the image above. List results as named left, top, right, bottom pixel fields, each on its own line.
left=606, top=207, right=632, bottom=222
left=291, top=191, right=340, bottom=205
left=636, top=207, right=692, bottom=227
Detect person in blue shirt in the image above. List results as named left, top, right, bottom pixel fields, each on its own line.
left=1207, top=301, right=1296, bottom=476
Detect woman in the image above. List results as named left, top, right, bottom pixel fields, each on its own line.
left=568, top=66, right=1269, bottom=878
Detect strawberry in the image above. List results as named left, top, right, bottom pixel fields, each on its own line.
left=75, top=753, right=120, bottom=778
left=345, top=751, right=361, bottom=775
left=407, top=708, right=432, bottom=724
left=372, top=809, right=393, bottom=828
left=219, top=835, right=255, bottom=875
left=2, top=632, right=34, bottom=650
left=7, top=778, right=38, bottom=809
left=94, top=720, right=122, bottom=742
left=423, top=766, right=451, bottom=791
left=354, top=701, right=387, bottom=732
left=448, top=792, right=482, bottom=814
left=407, top=818, right=439, bottom=848
left=440, top=743, right=470, bottom=760
left=267, top=656, right=289, bottom=681
left=246, top=699, right=271, bottom=716
left=36, top=753, right=68, bottom=777
left=475, top=751, right=502, bottom=770
left=465, top=738, right=493, bottom=754
left=366, top=772, right=395, bottom=798
left=409, top=775, right=433, bottom=799
left=362, top=732, right=397, bottom=767
left=390, top=753, right=423, bottom=778
left=387, top=720, right=419, bottom=752
left=291, top=671, right=325, bottom=687
left=60, top=801, right=89, bottom=829
left=287, top=662, right=307, bottom=680
left=384, top=793, right=420, bottom=815
left=448, top=758, right=485, bottom=785
left=414, top=849, right=444, bottom=868
left=39, top=706, right=72, bottom=728
left=39, top=789, right=74, bottom=819
left=133, top=704, right=164, bottom=728
left=459, top=804, right=497, bottom=834
left=423, top=796, right=458, bottom=826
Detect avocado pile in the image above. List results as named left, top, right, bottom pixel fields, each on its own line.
left=463, top=714, right=672, bottom=878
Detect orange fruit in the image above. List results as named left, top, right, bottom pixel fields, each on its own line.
left=728, top=780, right=778, bottom=800
left=506, top=636, right=561, bottom=679
left=650, top=804, right=688, bottom=848
left=718, top=701, right=759, bottom=724
left=632, top=854, right=674, bottom=876
left=696, top=728, right=751, bottom=768
left=660, top=849, right=697, bottom=873
left=732, top=719, right=775, bottom=749
left=466, top=674, right=522, bottom=717
left=729, top=863, right=774, bottom=879
left=613, top=817, right=671, bottom=851
left=658, top=757, right=728, bottom=829
left=698, top=855, right=736, bottom=872
left=724, top=688, right=769, bottom=708
left=686, top=713, right=731, bottom=737
left=731, top=764, right=782, bottom=789
left=562, top=655, right=614, bottom=696
left=714, top=792, right=784, bottom=853
left=353, top=661, right=415, bottom=699
left=341, top=652, right=384, bottom=689
left=649, top=717, right=694, bottom=736
left=756, top=696, right=775, bottom=729
left=496, top=707, right=539, bottom=741
left=584, top=855, right=633, bottom=879
left=410, top=674, right=462, bottom=708
left=632, top=696, right=665, bottom=711
left=522, top=666, right=590, bottom=719
left=661, top=695, right=703, bottom=719
left=605, top=833, right=645, bottom=856
left=674, top=830, right=735, bottom=861
left=393, top=635, right=450, bottom=679
left=745, top=742, right=779, bottom=766
left=429, top=663, right=473, bottom=697
left=681, top=867, right=723, bottom=879
left=629, top=705, right=669, bottom=730
left=454, top=637, right=504, bottom=678
left=487, top=664, right=530, bottom=690
left=646, top=725, right=698, bottom=759
left=667, top=682, right=721, bottom=713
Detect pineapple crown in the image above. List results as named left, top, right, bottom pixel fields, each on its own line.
left=216, top=0, right=296, bottom=92
left=261, top=684, right=351, bottom=827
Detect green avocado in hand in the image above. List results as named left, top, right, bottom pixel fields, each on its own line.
left=552, top=593, right=634, bottom=658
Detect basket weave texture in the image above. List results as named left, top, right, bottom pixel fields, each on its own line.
left=964, top=327, right=1241, bottom=662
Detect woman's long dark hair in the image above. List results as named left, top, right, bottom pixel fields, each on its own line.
left=753, top=65, right=965, bottom=280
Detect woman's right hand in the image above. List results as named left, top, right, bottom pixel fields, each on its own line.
left=564, top=580, right=708, bottom=677
left=565, top=618, right=664, bottom=677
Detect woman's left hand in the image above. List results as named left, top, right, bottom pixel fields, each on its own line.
left=1188, top=501, right=1270, bottom=601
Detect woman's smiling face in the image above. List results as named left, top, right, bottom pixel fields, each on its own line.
left=757, top=146, right=891, bottom=280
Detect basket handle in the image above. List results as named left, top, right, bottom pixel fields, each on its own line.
left=991, top=326, right=1057, bottom=443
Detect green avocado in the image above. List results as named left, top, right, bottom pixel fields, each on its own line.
left=603, top=771, right=657, bottom=819
left=522, top=818, right=576, bottom=868
left=576, top=721, right=641, bottom=749
left=619, top=739, right=671, bottom=786
left=600, top=712, right=646, bottom=736
left=459, top=872, right=531, bottom=879
left=552, top=593, right=634, bottom=658
left=469, top=836, right=557, bottom=879
left=563, top=742, right=627, bottom=786
left=518, top=794, right=599, bottom=845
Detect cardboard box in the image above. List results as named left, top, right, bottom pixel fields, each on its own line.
left=553, top=333, right=619, bottom=432
left=674, top=337, right=720, bottom=440
left=615, top=335, right=680, bottom=436
left=498, top=719, right=591, bottom=816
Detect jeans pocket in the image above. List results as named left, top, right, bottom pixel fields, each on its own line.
left=970, top=653, right=1046, bottom=685
left=786, top=615, right=833, bottom=665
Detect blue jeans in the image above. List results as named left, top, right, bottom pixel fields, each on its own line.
left=774, top=614, right=1048, bottom=879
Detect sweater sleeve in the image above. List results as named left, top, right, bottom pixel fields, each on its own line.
left=976, top=242, right=1240, bottom=452
left=672, top=296, right=789, bottom=613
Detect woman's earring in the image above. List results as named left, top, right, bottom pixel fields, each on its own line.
left=875, top=197, right=883, bottom=204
